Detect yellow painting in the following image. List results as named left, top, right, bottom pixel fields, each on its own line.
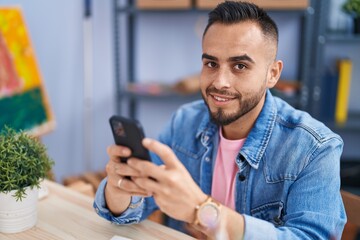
left=0, top=7, right=55, bottom=136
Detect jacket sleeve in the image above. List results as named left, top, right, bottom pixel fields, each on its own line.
left=93, top=178, right=145, bottom=224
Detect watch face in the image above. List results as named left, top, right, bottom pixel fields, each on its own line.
left=198, top=203, right=220, bottom=228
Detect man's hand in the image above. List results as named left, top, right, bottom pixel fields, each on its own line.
left=104, top=144, right=150, bottom=215
left=105, top=138, right=244, bottom=239
left=126, top=138, right=208, bottom=223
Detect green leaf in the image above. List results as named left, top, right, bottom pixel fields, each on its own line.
left=0, top=126, right=54, bottom=200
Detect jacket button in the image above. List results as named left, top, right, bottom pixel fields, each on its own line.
left=238, top=174, right=246, bottom=181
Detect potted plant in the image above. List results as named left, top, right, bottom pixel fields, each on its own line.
left=0, top=126, right=54, bottom=233
left=342, top=0, right=360, bottom=33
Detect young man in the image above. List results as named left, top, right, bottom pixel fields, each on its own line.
left=94, top=1, right=346, bottom=239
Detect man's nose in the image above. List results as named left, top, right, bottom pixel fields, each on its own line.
left=212, top=68, right=231, bottom=89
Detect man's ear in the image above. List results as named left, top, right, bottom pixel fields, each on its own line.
left=267, top=60, right=283, bottom=88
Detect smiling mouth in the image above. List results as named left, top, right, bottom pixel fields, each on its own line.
left=210, top=93, right=237, bottom=103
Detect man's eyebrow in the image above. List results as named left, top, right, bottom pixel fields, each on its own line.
left=229, top=55, right=255, bottom=64
left=202, top=53, right=217, bottom=61
left=202, top=53, right=255, bottom=64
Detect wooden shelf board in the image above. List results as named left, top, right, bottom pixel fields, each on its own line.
left=196, top=0, right=309, bottom=10
left=136, top=0, right=192, bottom=10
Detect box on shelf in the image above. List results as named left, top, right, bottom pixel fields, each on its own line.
left=196, top=0, right=309, bottom=10
left=136, top=0, right=191, bottom=10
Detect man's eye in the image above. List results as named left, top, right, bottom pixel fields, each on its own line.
left=206, top=62, right=217, bottom=68
left=234, top=64, right=246, bottom=70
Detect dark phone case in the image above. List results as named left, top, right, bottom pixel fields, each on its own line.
left=109, top=115, right=151, bottom=163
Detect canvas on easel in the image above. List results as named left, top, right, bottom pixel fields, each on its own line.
left=0, top=7, right=55, bottom=137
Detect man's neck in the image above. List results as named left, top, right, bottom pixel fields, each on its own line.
left=221, top=116, right=255, bottom=140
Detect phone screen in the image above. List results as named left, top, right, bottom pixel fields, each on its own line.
left=109, top=115, right=151, bottom=162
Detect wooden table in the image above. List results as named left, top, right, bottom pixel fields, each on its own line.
left=0, top=180, right=194, bottom=240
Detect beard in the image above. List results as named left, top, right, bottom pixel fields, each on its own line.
left=202, top=83, right=266, bottom=126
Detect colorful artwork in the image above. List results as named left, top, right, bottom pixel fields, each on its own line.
left=0, top=7, right=55, bottom=136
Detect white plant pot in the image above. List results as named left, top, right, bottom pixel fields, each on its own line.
left=0, top=186, right=39, bottom=233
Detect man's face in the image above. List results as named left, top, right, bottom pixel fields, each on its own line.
left=201, top=21, right=275, bottom=126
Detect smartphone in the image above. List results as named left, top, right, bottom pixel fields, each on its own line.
left=109, top=115, right=151, bottom=163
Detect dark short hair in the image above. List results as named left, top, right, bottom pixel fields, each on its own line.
left=203, top=1, right=278, bottom=45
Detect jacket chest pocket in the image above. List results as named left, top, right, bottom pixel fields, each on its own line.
left=250, top=201, right=284, bottom=227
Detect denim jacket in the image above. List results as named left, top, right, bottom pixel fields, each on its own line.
left=94, top=90, right=346, bottom=239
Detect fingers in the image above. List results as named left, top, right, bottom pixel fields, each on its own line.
left=107, top=172, right=150, bottom=197
left=127, top=159, right=162, bottom=179
left=127, top=138, right=187, bottom=182
left=131, top=176, right=158, bottom=195
left=106, top=145, right=143, bottom=180
left=105, top=160, right=138, bottom=179
left=118, top=177, right=150, bottom=197
left=107, top=144, right=131, bottom=162
left=105, top=144, right=149, bottom=196
left=142, top=138, right=183, bottom=169
left=105, top=139, right=187, bottom=199
left=113, top=161, right=142, bottom=178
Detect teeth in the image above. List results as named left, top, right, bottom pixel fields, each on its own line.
left=214, top=96, right=229, bottom=102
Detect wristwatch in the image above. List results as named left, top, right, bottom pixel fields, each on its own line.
left=193, top=196, right=221, bottom=229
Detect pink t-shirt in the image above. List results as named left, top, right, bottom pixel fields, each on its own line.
left=211, top=128, right=246, bottom=210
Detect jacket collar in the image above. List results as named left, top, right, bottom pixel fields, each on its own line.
left=196, top=106, right=217, bottom=139
left=241, top=90, right=277, bottom=169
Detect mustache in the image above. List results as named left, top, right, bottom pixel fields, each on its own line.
left=205, top=86, right=240, bottom=98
